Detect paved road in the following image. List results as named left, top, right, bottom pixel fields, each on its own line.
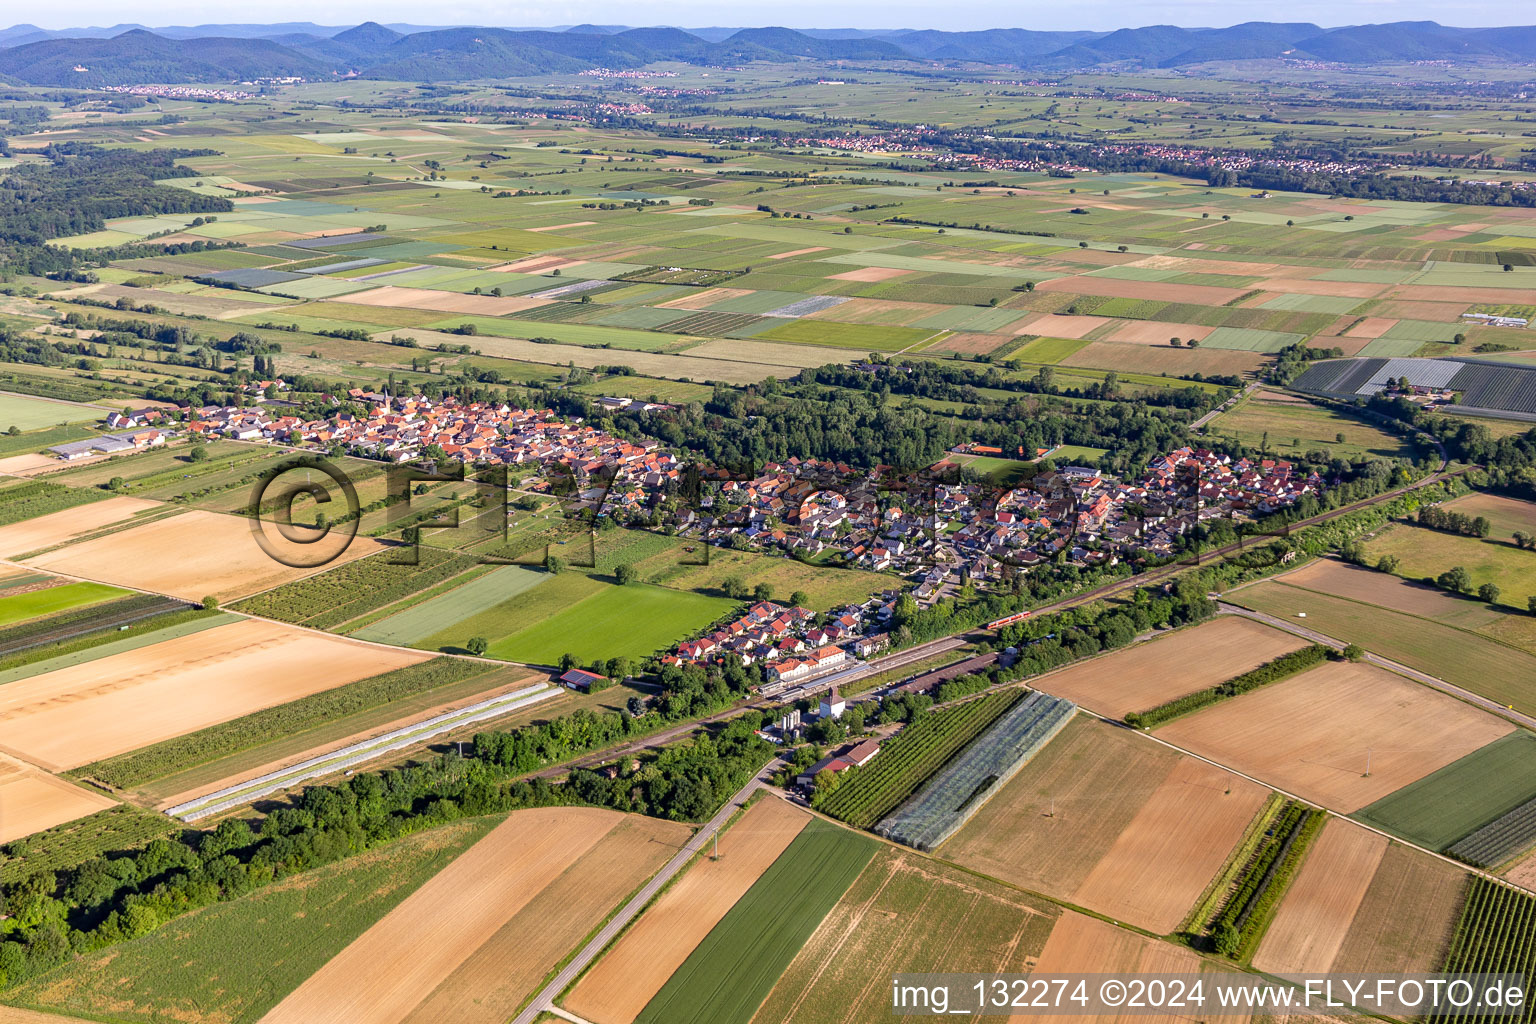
left=1189, top=381, right=1259, bottom=430
left=1218, top=600, right=1536, bottom=731
left=510, top=763, right=777, bottom=1024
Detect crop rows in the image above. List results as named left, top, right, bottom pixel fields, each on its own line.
left=1205, top=800, right=1323, bottom=960
left=232, top=547, right=478, bottom=628
left=814, top=690, right=1023, bottom=828
left=1432, top=878, right=1536, bottom=1024
left=876, top=691, right=1075, bottom=852
left=0, top=480, right=109, bottom=528
left=0, top=593, right=187, bottom=657
left=1450, top=798, right=1536, bottom=869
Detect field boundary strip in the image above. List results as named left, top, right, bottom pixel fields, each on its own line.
left=167, top=682, right=560, bottom=821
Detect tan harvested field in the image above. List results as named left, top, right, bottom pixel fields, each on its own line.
left=930, top=332, right=1013, bottom=355
left=1031, top=616, right=1306, bottom=719
left=0, top=453, right=63, bottom=475
left=1130, top=254, right=1277, bottom=276
left=750, top=848, right=1060, bottom=1024
left=566, top=796, right=810, bottom=1024
left=1344, top=317, right=1399, bottom=338
left=0, top=1007, right=105, bottom=1024
left=0, top=754, right=115, bottom=843
left=656, top=286, right=753, bottom=310
left=1502, top=847, right=1536, bottom=889
left=943, top=717, right=1180, bottom=897
left=806, top=296, right=949, bottom=325
left=1015, top=313, right=1110, bottom=338
left=399, top=814, right=688, bottom=1024
left=1156, top=661, right=1513, bottom=812
left=1062, top=340, right=1264, bottom=376
left=1037, top=275, right=1246, bottom=305
left=260, top=807, right=686, bottom=1024
left=683, top=338, right=858, bottom=369
left=492, top=254, right=585, bottom=274
left=1015, top=913, right=1213, bottom=1024
left=342, top=286, right=551, bottom=315
left=1257, top=278, right=1386, bottom=299
left=767, top=246, right=828, bottom=259
left=1372, top=299, right=1468, bottom=321
left=1331, top=841, right=1468, bottom=975
left=1252, top=818, right=1388, bottom=974
left=527, top=221, right=595, bottom=232
left=1074, top=758, right=1269, bottom=933
left=829, top=265, right=912, bottom=282
left=387, top=328, right=797, bottom=385
left=1267, top=558, right=1500, bottom=626
left=0, top=495, right=160, bottom=557
left=23, top=507, right=392, bottom=601
left=1393, top=284, right=1536, bottom=304
left=0, top=618, right=428, bottom=771
left=1104, top=320, right=1215, bottom=344
left=1321, top=334, right=1372, bottom=356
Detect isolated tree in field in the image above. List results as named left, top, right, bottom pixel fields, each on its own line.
left=188, top=445, right=209, bottom=463
left=790, top=590, right=811, bottom=609
left=1376, top=555, right=1400, bottom=574
left=201, top=595, right=219, bottom=611
left=465, top=636, right=489, bottom=656
left=1479, top=583, right=1501, bottom=605
left=754, top=582, right=774, bottom=603
left=5, top=425, right=16, bottom=436
left=1336, top=432, right=1346, bottom=444
left=1170, top=337, right=1182, bottom=347
left=1438, top=566, right=1472, bottom=593
left=1472, top=516, right=1492, bottom=538
left=1529, top=595, right=1536, bottom=616
left=1342, top=643, right=1366, bottom=662
left=1454, top=333, right=1467, bottom=344
left=545, top=554, right=566, bottom=575
left=1505, top=264, right=1515, bottom=272
left=721, top=574, right=749, bottom=600
left=614, top=563, right=637, bottom=585
left=1514, top=531, right=1535, bottom=550
left=1187, top=338, right=1200, bottom=348
left=106, top=476, right=126, bottom=491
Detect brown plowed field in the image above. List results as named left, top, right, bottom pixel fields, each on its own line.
left=1344, top=317, right=1399, bottom=338
left=1331, top=841, right=1468, bottom=975
left=1130, top=255, right=1277, bottom=277
left=565, top=796, right=809, bottom=1024
left=1037, top=276, right=1247, bottom=305
left=1104, top=320, right=1214, bottom=344
left=259, top=807, right=684, bottom=1024
left=1029, top=616, right=1306, bottom=719
left=342, top=286, right=551, bottom=315
left=24, top=508, right=391, bottom=601
left=1501, top=848, right=1536, bottom=889
left=1372, top=299, right=1469, bottom=321
left=0, top=453, right=64, bottom=476
left=0, top=496, right=160, bottom=557
left=1252, top=818, right=1388, bottom=974
left=1392, top=285, right=1536, bottom=304
left=1156, top=661, right=1512, bottom=812
left=400, top=814, right=688, bottom=1024
left=1074, top=758, right=1269, bottom=933
left=0, top=755, right=115, bottom=843
left=930, top=332, right=1014, bottom=355
left=943, top=717, right=1180, bottom=897
left=1014, top=314, right=1109, bottom=338
left=0, top=618, right=428, bottom=771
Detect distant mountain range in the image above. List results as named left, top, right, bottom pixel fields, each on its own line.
left=3, top=20, right=1536, bottom=87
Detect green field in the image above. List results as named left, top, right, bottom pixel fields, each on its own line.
left=1208, top=391, right=1414, bottom=460
left=0, top=580, right=128, bottom=627
left=1234, top=580, right=1536, bottom=710
left=1364, top=521, right=1536, bottom=611
left=0, top=392, right=103, bottom=432
left=1354, top=732, right=1536, bottom=850
left=633, top=818, right=879, bottom=1024
left=352, top=564, right=550, bottom=646
left=8, top=816, right=495, bottom=1024
left=488, top=581, right=737, bottom=665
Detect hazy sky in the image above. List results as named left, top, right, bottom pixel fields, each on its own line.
left=21, top=0, right=1536, bottom=31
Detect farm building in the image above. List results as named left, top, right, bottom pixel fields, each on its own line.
left=559, top=668, right=607, bottom=692
left=797, top=738, right=881, bottom=787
